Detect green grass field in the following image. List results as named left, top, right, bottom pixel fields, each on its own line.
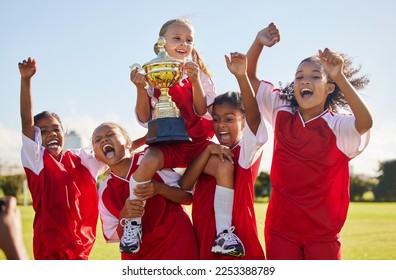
left=1, top=202, right=395, bottom=260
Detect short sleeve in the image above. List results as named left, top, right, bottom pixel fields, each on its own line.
left=20, top=126, right=45, bottom=175
left=324, top=113, right=371, bottom=158
left=238, top=115, right=268, bottom=169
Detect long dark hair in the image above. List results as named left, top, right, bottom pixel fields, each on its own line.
left=279, top=53, right=370, bottom=113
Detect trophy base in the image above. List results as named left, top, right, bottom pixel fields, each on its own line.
left=146, top=117, right=192, bottom=145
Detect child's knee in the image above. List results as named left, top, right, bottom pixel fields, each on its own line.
left=140, top=148, right=163, bottom=170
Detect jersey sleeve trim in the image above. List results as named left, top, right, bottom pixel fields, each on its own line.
left=238, top=116, right=268, bottom=169
left=20, top=126, right=44, bottom=175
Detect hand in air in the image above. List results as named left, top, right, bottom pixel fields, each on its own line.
left=225, top=52, right=247, bottom=77
left=18, top=57, right=36, bottom=79
left=256, top=22, right=280, bottom=47
left=319, top=48, right=344, bottom=81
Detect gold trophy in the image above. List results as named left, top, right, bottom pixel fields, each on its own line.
left=130, top=37, right=191, bottom=145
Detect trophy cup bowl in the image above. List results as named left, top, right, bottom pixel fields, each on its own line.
left=130, top=37, right=191, bottom=145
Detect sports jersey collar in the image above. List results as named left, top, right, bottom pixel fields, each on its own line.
left=297, top=109, right=329, bottom=127
left=230, top=139, right=242, bottom=151
left=109, top=156, right=135, bottom=182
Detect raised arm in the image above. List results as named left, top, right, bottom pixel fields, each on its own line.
left=319, top=48, right=373, bottom=134
left=130, top=68, right=151, bottom=123
left=18, top=57, right=37, bottom=140
left=246, top=22, right=280, bottom=94
left=185, top=61, right=208, bottom=116
left=225, top=52, right=261, bottom=134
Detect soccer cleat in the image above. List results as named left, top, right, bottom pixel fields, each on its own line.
left=119, top=218, right=142, bottom=254
left=211, top=226, right=245, bottom=257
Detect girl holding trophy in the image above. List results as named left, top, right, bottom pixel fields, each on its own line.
left=128, top=18, right=245, bottom=257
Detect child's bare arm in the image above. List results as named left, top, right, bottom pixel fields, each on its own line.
left=18, top=57, right=36, bottom=140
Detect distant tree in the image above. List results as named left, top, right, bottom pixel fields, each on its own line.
left=254, top=171, right=271, bottom=198
left=349, top=174, right=377, bottom=201
left=0, top=174, right=25, bottom=201
left=374, top=159, right=396, bottom=202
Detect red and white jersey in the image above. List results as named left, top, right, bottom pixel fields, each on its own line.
left=256, top=80, right=370, bottom=241
left=21, top=127, right=107, bottom=259
left=98, top=152, right=198, bottom=260
left=192, top=118, right=268, bottom=259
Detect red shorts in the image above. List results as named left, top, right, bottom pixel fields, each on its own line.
left=265, top=229, right=341, bottom=260
left=153, top=139, right=212, bottom=168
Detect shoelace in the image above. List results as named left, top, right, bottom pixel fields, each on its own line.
left=222, top=226, right=239, bottom=245
left=120, top=218, right=142, bottom=243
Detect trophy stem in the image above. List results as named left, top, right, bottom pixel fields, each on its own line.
left=158, top=88, right=173, bottom=103
left=153, top=87, right=180, bottom=118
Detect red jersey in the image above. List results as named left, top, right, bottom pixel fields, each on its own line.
left=192, top=120, right=268, bottom=259
left=98, top=152, right=198, bottom=260
left=256, top=80, right=370, bottom=242
left=138, top=72, right=216, bottom=168
left=21, top=127, right=107, bottom=259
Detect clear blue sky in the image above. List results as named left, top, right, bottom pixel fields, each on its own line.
left=1, top=0, right=395, bottom=176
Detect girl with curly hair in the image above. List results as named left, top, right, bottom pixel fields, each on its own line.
left=247, top=23, right=373, bottom=260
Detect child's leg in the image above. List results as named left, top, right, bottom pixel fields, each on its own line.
left=204, top=155, right=234, bottom=233
left=132, top=147, right=165, bottom=182
left=129, top=148, right=164, bottom=222
left=128, top=176, right=150, bottom=225
left=120, top=147, right=164, bottom=254
left=204, top=156, right=245, bottom=257
left=214, top=185, right=234, bottom=234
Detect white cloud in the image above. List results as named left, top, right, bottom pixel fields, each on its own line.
left=0, top=123, right=21, bottom=166
left=350, top=120, right=396, bottom=176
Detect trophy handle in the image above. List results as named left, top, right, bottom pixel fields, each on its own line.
left=129, top=63, right=149, bottom=89
left=179, top=60, right=190, bottom=87
left=129, top=63, right=142, bottom=72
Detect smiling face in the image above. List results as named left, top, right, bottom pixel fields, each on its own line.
left=161, top=21, right=194, bottom=61
left=293, top=60, right=335, bottom=119
left=212, top=103, right=245, bottom=148
left=36, top=116, right=64, bottom=159
left=92, top=123, right=132, bottom=166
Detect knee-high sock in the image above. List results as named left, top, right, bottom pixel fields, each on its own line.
left=129, top=175, right=150, bottom=224
left=214, top=185, right=234, bottom=235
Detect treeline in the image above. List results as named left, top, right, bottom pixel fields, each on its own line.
left=255, top=159, right=396, bottom=202
left=1, top=159, right=396, bottom=203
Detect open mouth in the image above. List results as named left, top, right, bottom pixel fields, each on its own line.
left=300, top=88, right=313, bottom=99
left=46, top=139, right=60, bottom=149
left=218, top=131, right=231, bottom=144
left=102, top=144, right=115, bottom=159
